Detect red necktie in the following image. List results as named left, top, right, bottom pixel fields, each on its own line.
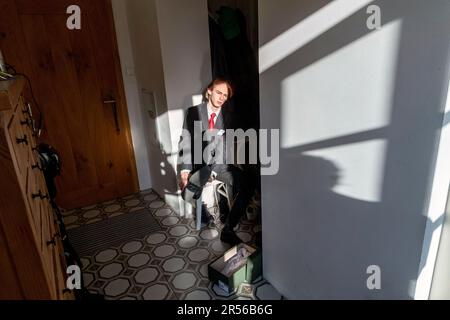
left=208, top=113, right=216, bottom=130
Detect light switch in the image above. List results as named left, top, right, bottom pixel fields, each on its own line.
left=126, top=66, right=135, bottom=76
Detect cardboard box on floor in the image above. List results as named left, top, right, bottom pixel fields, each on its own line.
left=208, top=243, right=262, bottom=294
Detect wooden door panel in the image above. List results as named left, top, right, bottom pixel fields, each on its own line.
left=45, top=14, right=100, bottom=192
left=15, top=0, right=78, bottom=15
left=66, top=19, right=116, bottom=191
left=0, top=0, right=33, bottom=74
left=85, top=0, right=137, bottom=195
left=0, top=0, right=138, bottom=209
left=19, top=14, right=81, bottom=194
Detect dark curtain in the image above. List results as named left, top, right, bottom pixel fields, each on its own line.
left=208, top=6, right=260, bottom=131
left=208, top=6, right=261, bottom=193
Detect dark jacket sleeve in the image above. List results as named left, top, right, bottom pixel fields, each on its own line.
left=178, top=108, right=193, bottom=173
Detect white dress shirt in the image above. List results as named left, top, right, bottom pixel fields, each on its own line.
left=207, top=104, right=221, bottom=126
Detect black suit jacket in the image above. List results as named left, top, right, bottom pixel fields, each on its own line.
left=178, top=103, right=229, bottom=174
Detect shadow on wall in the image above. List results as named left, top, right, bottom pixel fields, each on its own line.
left=272, top=153, right=383, bottom=297
left=160, top=51, right=214, bottom=215
left=260, top=0, right=450, bottom=298
left=181, top=52, right=212, bottom=110
left=144, top=111, right=179, bottom=205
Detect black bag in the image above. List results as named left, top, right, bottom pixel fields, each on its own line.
left=182, top=165, right=212, bottom=204
left=36, top=143, right=61, bottom=200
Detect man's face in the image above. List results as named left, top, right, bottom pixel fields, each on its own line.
left=208, top=83, right=229, bottom=108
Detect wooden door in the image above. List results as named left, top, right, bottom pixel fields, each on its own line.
left=0, top=0, right=139, bottom=209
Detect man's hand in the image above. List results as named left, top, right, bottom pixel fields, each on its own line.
left=208, top=171, right=217, bottom=183
left=179, top=171, right=189, bottom=191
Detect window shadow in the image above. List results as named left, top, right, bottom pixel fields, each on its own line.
left=259, top=0, right=450, bottom=299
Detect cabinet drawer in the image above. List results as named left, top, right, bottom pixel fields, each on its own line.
left=40, top=198, right=58, bottom=298
left=6, top=112, right=29, bottom=189
left=25, top=167, right=41, bottom=245
left=17, top=99, right=36, bottom=151
left=44, top=199, right=70, bottom=300
left=28, top=148, right=44, bottom=182
left=29, top=147, right=40, bottom=169
left=26, top=166, right=44, bottom=222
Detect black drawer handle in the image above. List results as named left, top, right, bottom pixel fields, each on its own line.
left=46, top=233, right=60, bottom=247
left=31, top=163, right=42, bottom=171
left=32, top=191, right=49, bottom=200
left=16, top=135, right=28, bottom=145
left=46, top=237, right=56, bottom=246
left=20, top=119, right=31, bottom=127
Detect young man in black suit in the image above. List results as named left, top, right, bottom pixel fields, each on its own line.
left=178, top=78, right=252, bottom=245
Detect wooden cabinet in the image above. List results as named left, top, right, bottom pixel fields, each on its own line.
left=0, top=76, right=72, bottom=299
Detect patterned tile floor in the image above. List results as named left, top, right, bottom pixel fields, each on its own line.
left=62, top=189, right=282, bottom=300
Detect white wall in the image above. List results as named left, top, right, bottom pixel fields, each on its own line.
left=155, top=0, right=212, bottom=111
left=123, top=0, right=178, bottom=207
left=426, top=71, right=450, bottom=300
left=429, top=189, right=450, bottom=299
left=155, top=0, right=212, bottom=214
left=155, top=0, right=212, bottom=154
left=111, top=0, right=152, bottom=191
left=259, top=0, right=450, bottom=299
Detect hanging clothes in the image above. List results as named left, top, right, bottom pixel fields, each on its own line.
left=209, top=6, right=260, bottom=131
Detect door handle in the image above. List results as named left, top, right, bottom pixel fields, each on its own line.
left=103, top=98, right=120, bottom=133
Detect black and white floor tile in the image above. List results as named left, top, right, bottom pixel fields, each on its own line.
left=62, top=189, right=282, bottom=300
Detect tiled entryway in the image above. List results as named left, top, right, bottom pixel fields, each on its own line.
left=62, top=189, right=282, bottom=300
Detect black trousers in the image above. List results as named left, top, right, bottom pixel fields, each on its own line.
left=211, top=164, right=253, bottom=229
